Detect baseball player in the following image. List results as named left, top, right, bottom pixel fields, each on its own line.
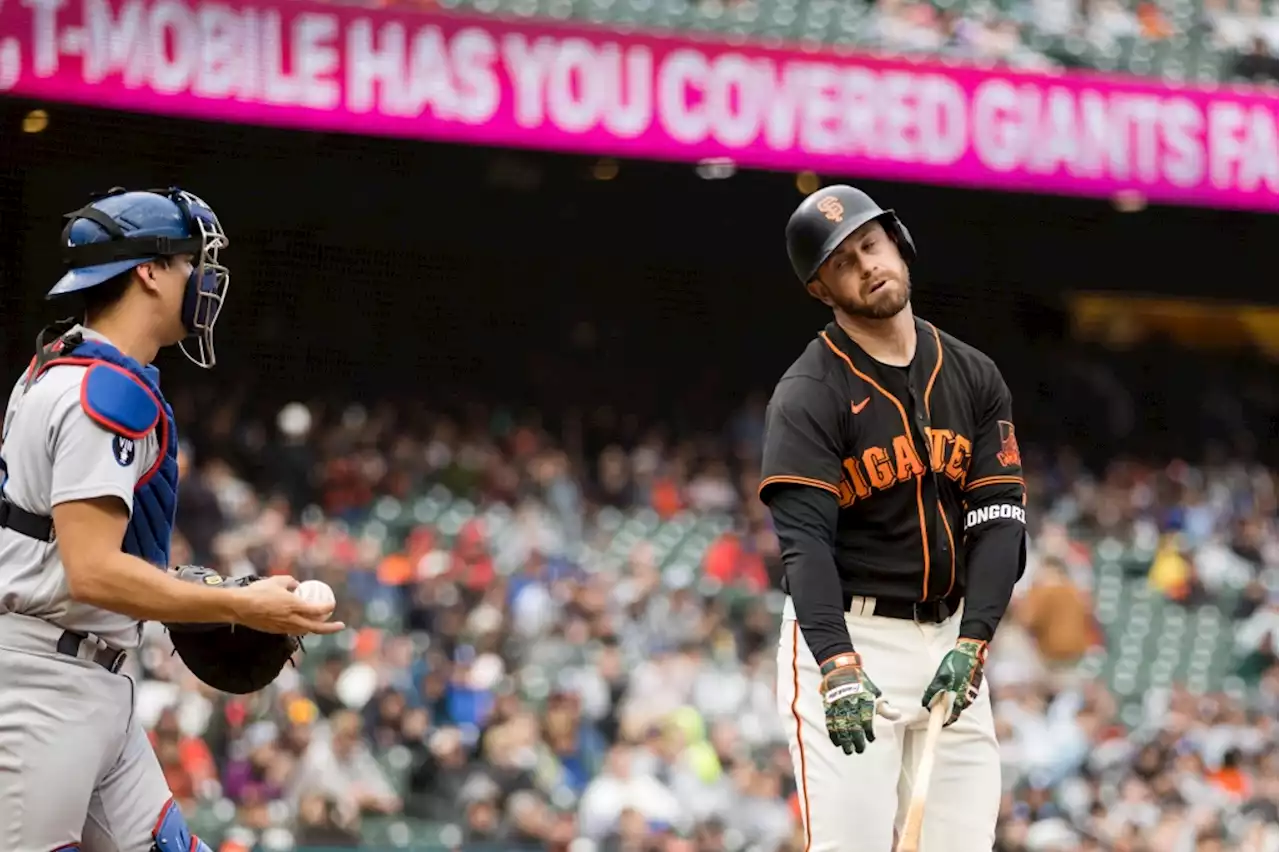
left=0, top=187, right=345, bottom=852
left=761, top=186, right=1027, bottom=851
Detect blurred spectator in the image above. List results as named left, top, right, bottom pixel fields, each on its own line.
left=1014, top=555, right=1097, bottom=682
left=174, top=443, right=226, bottom=566
left=579, top=745, right=683, bottom=840
left=148, top=707, right=218, bottom=809
left=1150, top=532, right=1208, bottom=605
left=288, top=709, right=403, bottom=815
left=293, top=794, right=360, bottom=847
left=1233, top=35, right=1280, bottom=81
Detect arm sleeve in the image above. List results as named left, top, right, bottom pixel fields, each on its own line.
left=959, top=369, right=1028, bottom=643
left=48, top=387, right=155, bottom=516
left=759, top=376, right=853, bottom=664
left=758, top=376, right=846, bottom=503
left=767, top=485, right=854, bottom=664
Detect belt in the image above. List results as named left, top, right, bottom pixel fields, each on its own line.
left=56, top=629, right=128, bottom=674
left=0, top=498, right=54, bottom=542
left=843, top=589, right=963, bottom=624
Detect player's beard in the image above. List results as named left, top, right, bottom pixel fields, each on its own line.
left=840, top=273, right=912, bottom=320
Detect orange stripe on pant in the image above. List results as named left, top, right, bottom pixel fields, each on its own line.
left=790, top=621, right=813, bottom=852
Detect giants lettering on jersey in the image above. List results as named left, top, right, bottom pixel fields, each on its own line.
left=964, top=503, right=1026, bottom=529
left=837, top=428, right=971, bottom=509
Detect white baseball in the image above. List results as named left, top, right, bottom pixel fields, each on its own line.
left=295, top=580, right=335, bottom=619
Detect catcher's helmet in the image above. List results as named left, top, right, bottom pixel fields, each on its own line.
left=785, top=185, right=916, bottom=284
left=49, top=187, right=230, bottom=369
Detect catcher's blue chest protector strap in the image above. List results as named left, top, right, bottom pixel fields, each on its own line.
left=29, top=334, right=179, bottom=567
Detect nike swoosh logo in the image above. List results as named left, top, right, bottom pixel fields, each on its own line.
left=851, top=397, right=870, bottom=414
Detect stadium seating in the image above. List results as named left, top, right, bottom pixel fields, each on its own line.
left=1088, top=544, right=1246, bottom=727
left=433, top=0, right=1279, bottom=83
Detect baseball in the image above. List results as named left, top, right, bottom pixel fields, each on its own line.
left=295, top=580, right=336, bottom=618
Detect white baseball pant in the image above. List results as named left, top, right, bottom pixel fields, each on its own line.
left=776, top=596, right=1001, bottom=852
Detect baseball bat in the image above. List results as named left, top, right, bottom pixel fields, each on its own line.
left=894, top=693, right=952, bottom=852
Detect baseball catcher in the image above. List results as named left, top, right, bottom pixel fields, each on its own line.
left=0, top=187, right=344, bottom=852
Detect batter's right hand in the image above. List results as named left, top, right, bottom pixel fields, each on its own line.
left=234, top=575, right=346, bottom=636
left=818, top=652, right=900, bottom=755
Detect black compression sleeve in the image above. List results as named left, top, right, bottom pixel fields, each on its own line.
left=766, top=485, right=853, bottom=664
left=957, top=362, right=1027, bottom=644
left=958, top=521, right=1026, bottom=642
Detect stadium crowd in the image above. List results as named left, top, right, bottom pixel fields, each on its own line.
left=118, top=352, right=1278, bottom=852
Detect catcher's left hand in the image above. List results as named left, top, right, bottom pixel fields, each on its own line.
left=163, top=566, right=341, bottom=694
left=921, top=639, right=988, bottom=726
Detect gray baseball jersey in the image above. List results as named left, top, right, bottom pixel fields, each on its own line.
left=0, top=325, right=178, bottom=852
left=0, top=326, right=158, bottom=649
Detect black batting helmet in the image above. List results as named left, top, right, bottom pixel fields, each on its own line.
left=785, top=185, right=916, bottom=284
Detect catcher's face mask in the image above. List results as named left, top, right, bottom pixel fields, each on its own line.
left=173, top=190, right=230, bottom=370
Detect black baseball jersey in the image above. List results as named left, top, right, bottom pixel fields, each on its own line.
left=759, top=317, right=1026, bottom=608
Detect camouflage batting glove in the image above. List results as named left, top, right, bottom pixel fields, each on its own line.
left=819, top=652, right=892, bottom=755
left=922, top=639, right=988, bottom=726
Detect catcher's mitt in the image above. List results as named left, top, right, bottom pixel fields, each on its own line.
left=164, top=565, right=302, bottom=694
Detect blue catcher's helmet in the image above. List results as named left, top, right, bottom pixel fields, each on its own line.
left=49, top=187, right=230, bottom=368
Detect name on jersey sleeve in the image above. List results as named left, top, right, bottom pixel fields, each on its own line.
left=964, top=503, right=1027, bottom=528
left=836, top=427, right=972, bottom=509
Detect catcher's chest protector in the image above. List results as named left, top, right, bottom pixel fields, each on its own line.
left=28, top=333, right=179, bottom=567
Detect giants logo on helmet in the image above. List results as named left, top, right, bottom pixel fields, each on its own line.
left=816, top=196, right=845, bottom=223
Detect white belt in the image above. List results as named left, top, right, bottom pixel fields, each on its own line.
left=782, top=594, right=885, bottom=620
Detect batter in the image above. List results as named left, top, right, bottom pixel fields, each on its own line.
left=0, top=187, right=342, bottom=852
left=761, top=186, right=1028, bottom=851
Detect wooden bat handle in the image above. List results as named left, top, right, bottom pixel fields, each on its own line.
left=895, top=695, right=951, bottom=852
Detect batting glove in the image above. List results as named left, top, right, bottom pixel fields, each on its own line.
left=922, top=639, right=988, bottom=726
left=819, top=652, right=900, bottom=755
